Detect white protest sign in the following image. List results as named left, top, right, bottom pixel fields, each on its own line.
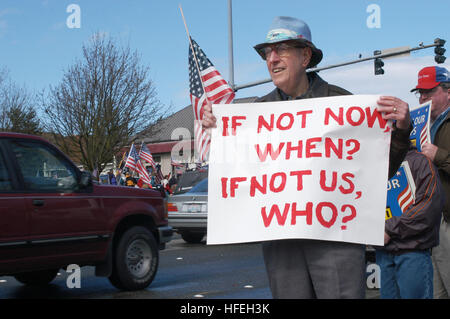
left=207, top=95, right=391, bottom=246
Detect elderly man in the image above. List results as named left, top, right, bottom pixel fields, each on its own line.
left=203, top=16, right=412, bottom=298
left=411, top=66, right=450, bottom=299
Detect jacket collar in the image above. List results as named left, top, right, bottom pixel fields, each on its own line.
left=431, top=106, right=450, bottom=143
left=276, top=72, right=329, bottom=100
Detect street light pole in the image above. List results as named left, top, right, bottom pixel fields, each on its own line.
left=233, top=38, right=447, bottom=92
left=227, top=0, right=235, bottom=90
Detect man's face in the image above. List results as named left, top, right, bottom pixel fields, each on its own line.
left=264, top=42, right=311, bottom=95
left=418, top=84, right=450, bottom=120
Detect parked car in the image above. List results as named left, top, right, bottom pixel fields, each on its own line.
left=168, top=177, right=208, bottom=243
left=0, top=133, right=173, bottom=291
left=173, top=169, right=208, bottom=195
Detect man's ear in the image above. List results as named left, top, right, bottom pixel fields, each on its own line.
left=302, top=47, right=312, bottom=68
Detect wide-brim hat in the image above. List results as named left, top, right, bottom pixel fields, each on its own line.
left=410, top=66, right=450, bottom=92
left=254, top=16, right=323, bottom=68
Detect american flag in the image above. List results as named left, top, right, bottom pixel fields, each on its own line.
left=398, top=180, right=414, bottom=212
left=189, top=37, right=235, bottom=162
left=154, top=164, right=164, bottom=185
left=139, top=142, right=156, bottom=169
left=395, top=163, right=415, bottom=213
left=138, top=142, right=163, bottom=184
left=419, top=123, right=430, bottom=150
left=125, top=143, right=152, bottom=186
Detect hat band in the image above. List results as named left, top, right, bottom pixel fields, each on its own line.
left=266, top=28, right=305, bottom=43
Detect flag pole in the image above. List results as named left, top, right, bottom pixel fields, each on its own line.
left=179, top=4, right=210, bottom=164
left=178, top=4, right=209, bottom=101
left=227, top=0, right=235, bottom=90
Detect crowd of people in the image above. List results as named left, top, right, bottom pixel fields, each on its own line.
left=202, top=16, right=449, bottom=299
left=106, top=167, right=179, bottom=195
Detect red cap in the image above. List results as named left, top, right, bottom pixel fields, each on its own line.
left=411, top=66, right=449, bottom=92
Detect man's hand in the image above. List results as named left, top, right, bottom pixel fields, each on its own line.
left=384, top=232, right=390, bottom=245
left=202, top=101, right=217, bottom=129
left=377, top=96, right=411, bottom=130
left=421, top=142, right=438, bottom=161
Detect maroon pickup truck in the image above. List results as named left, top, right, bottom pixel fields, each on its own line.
left=0, top=133, right=172, bottom=291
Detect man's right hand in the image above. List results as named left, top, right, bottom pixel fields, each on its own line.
left=202, top=101, right=217, bottom=129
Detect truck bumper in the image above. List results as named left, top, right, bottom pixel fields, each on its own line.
left=158, top=225, right=173, bottom=250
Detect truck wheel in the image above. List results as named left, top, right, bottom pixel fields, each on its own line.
left=109, top=226, right=158, bottom=291
left=14, top=269, right=59, bottom=286
left=181, top=231, right=205, bottom=244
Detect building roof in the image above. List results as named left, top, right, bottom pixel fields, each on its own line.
left=146, top=140, right=195, bottom=154
left=136, top=96, right=258, bottom=145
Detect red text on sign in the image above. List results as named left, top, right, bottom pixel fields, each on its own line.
left=324, top=106, right=387, bottom=129
left=257, top=110, right=314, bottom=133
left=220, top=170, right=356, bottom=198
left=260, top=202, right=356, bottom=229
left=222, top=116, right=247, bottom=136
left=254, top=137, right=361, bottom=161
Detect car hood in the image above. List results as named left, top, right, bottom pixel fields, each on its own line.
left=93, top=184, right=163, bottom=198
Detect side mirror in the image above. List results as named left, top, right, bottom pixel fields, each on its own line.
left=79, top=171, right=93, bottom=188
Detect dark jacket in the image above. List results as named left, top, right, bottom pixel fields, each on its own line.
left=260, top=72, right=412, bottom=298
left=384, top=148, right=444, bottom=252
left=433, top=111, right=450, bottom=221
left=256, top=72, right=412, bottom=178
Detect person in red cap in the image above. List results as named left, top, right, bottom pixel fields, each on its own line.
left=411, top=65, right=450, bottom=299
left=202, top=16, right=412, bottom=299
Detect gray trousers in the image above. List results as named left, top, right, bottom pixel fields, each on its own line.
left=262, top=239, right=366, bottom=299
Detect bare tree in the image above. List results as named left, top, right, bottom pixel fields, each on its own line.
left=0, top=68, right=41, bottom=134
left=43, top=35, right=167, bottom=175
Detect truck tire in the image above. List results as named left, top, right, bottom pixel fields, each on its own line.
left=109, top=226, right=159, bottom=291
left=14, top=269, right=59, bottom=286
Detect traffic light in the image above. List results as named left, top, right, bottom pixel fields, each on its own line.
left=373, top=50, right=384, bottom=75
left=374, top=58, right=385, bottom=75
left=434, top=38, right=446, bottom=64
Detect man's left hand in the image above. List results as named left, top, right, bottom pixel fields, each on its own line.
left=421, top=142, right=438, bottom=161
left=377, top=96, right=411, bottom=130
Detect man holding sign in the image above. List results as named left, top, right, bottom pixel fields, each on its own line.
left=203, top=16, right=412, bottom=299
left=411, top=66, right=450, bottom=298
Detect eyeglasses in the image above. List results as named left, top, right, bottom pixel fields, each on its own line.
left=414, top=85, right=440, bottom=99
left=257, top=43, right=304, bottom=60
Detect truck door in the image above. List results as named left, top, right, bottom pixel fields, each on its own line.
left=0, top=141, right=29, bottom=272
left=9, top=139, right=107, bottom=264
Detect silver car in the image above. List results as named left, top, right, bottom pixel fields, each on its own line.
left=168, top=178, right=207, bottom=243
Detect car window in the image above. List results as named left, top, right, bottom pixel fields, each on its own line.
left=174, top=170, right=208, bottom=194
left=11, top=140, right=78, bottom=192
left=0, top=150, right=12, bottom=191
left=188, top=178, right=208, bottom=193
